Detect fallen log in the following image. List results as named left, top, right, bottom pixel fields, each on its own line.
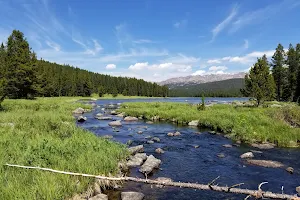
left=4, top=163, right=300, bottom=200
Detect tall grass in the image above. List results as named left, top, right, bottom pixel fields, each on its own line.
left=0, top=98, right=127, bottom=200
left=119, top=102, right=300, bottom=147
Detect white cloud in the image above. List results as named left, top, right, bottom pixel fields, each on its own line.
left=221, top=50, right=276, bottom=64
left=192, top=70, right=206, bottom=76
left=129, top=62, right=149, bottom=70
left=244, top=39, right=249, bottom=49
left=162, top=53, right=200, bottom=64
left=133, top=39, right=154, bottom=44
left=84, top=39, right=103, bottom=55
left=207, top=59, right=221, bottom=64
left=209, top=66, right=228, bottom=71
left=211, top=5, right=238, bottom=41
left=106, top=64, right=116, bottom=70
left=46, top=40, right=61, bottom=51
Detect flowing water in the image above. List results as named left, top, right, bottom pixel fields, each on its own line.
left=79, top=97, right=300, bottom=200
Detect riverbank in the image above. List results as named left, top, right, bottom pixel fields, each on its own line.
left=119, top=102, right=300, bottom=147
left=0, top=97, right=128, bottom=200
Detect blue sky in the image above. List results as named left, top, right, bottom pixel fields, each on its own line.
left=1, top=0, right=300, bottom=82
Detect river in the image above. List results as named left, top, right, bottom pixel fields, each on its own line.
left=79, top=97, right=300, bottom=200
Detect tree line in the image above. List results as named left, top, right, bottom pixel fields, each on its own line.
left=0, top=30, right=168, bottom=105
left=242, top=43, right=300, bottom=105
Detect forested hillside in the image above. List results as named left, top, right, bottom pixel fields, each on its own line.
left=0, top=30, right=168, bottom=103
left=168, top=78, right=244, bottom=97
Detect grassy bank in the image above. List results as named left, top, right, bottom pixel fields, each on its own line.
left=119, top=102, right=300, bottom=147
left=0, top=97, right=127, bottom=200
left=97, top=94, right=167, bottom=99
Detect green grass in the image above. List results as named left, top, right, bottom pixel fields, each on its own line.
left=97, top=94, right=167, bottom=99
left=0, top=97, right=128, bottom=200
left=119, top=102, right=300, bottom=147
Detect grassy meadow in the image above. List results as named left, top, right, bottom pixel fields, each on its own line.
left=0, top=97, right=127, bottom=200
left=119, top=102, right=300, bottom=147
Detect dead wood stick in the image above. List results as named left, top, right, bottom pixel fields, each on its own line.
left=5, top=163, right=300, bottom=200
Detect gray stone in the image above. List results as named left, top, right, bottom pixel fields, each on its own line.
left=108, top=120, right=122, bottom=126
left=124, top=116, right=139, bottom=121
left=240, top=152, right=254, bottom=159
left=194, top=145, right=200, bottom=148
left=296, top=186, right=300, bottom=195
left=147, top=140, right=154, bottom=144
left=137, top=131, right=143, bottom=134
left=95, top=113, right=103, bottom=118
left=152, top=137, right=160, bottom=142
left=77, top=116, right=87, bottom=122
left=217, top=153, right=225, bottom=158
left=116, top=113, right=124, bottom=118
left=174, top=131, right=181, bottom=136
left=121, top=192, right=144, bottom=200
left=103, top=135, right=113, bottom=139
left=89, top=194, right=108, bottom=200
left=139, top=155, right=161, bottom=175
left=96, top=116, right=112, bottom=120
left=286, top=167, right=294, bottom=174
left=246, top=159, right=284, bottom=168
left=155, top=148, right=165, bottom=154
left=222, top=144, right=233, bottom=148
left=167, top=132, right=174, bottom=137
left=73, top=107, right=85, bottom=114
left=251, top=143, right=275, bottom=149
left=93, top=182, right=101, bottom=195
left=110, top=110, right=117, bottom=115
left=127, top=153, right=147, bottom=167
left=188, top=120, right=199, bottom=126
left=146, top=121, right=154, bottom=124
left=128, top=145, right=144, bottom=155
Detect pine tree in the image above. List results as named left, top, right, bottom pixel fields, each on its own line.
left=242, top=55, right=276, bottom=106
left=271, top=43, right=286, bottom=101
left=0, top=43, right=7, bottom=105
left=111, top=87, right=118, bottom=97
left=5, top=30, right=38, bottom=99
left=98, top=85, right=105, bottom=97
left=295, top=43, right=300, bottom=102
left=286, top=44, right=298, bottom=101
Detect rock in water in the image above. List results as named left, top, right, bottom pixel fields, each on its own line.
left=246, top=159, right=284, bottom=168
left=108, top=120, right=122, bottom=126
left=127, top=153, right=147, bottom=167
left=124, top=116, right=139, bottom=121
left=121, top=192, right=144, bottom=200
left=296, top=186, right=300, bottom=195
left=147, top=140, right=154, bottom=144
left=286, top=167, right=294, bottom=174
left=139, top=155, right=161, bottom=175
left=251, top=143, right=275, bottom=149
left=217, top=153, right=225, bottom=158
left=167, top=132, right=174, bottom=137
left=174, top=131, right=181, bottom=136
left=77, top=116, right=87, bottom=122
left=240, top=152, right=254, bottom=159
left=222, top=144, right=233, bottom=148
left=137, top=131, right=143, bottom=134
left=110, top=110, right=117, bottom=115
left=73, top=107, right=85, bottom=114
left=188, top=120, right=199, bottom=126
left=128, top=145, right=144, bottom=155
left=155, top=148, right=164, bottom=154
left=96, top=116, right=112, bottom=120
left=89, top=194, right=108, bottom=200
left=146, top=121, right=154, bottom=124
left=152, top=137, right=160, bottom=142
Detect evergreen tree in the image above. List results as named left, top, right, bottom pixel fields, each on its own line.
left=98, top=85, right=105, bottom=97
left=5, top=30, right=38, bottom=99
left=0, top=43, right=7, bottom=105
left=271, top=43, right=286, bottom=101
left=242, top=55, right=276, bottom=106
left=111, top=87, right=118, bottom=97
left=286, top=44, right=298, bottom=101
left=295, top=43, right=300, bottom=101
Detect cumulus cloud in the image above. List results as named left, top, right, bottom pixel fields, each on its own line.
left=221, top=50, right=276, bottom=64
left=129, top=62, right=149, bottom=70
left=105, top=64, right=116, bottom=70
left=207, top=59, right=221, bottom=64
left=192, top=70, right=206, bottom=76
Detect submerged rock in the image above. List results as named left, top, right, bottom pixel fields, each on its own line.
left=152, top=137, right=160, bottom=142
left=296, top=186, right=300, bottom=195
left=188, top=120, right=199, bottom=126
left=240, top=152, right=254, bottom=159
left=124, top=116, right=139, bottom=121
left=77, top=116, right=87, bottom=122
left=128, top=145, right=144, bottom=155
left=95, top=113, right=103, bottom=118
left=73, top=107, right=85, bottom=114
left=137, top=131, right=143, bottom=134
left=174, top=131, right=181, bottom=136
left=127, top=153, right=147, bottom=167
left=146, top=121, right=154, bottom=124
left=89, top=194, right=108, bottom=200
left=139, top=155, right=161, bottom=175
left=155, top=148, right=165, bottom=154
left=246, top=159, right=284, bottom=168
left=110, top=110, right=117, bottom=115
left=167, top=132, right=174, bottom=137
left=222, top=144, right=233, bottom=148
left=251, top=143, right=275, bottom=149
left=103, top=135, right=113, bottom=139
left=121, top=192, right=144, bottom=200
left=217, top=153, right=225, bottom=158
left=147, top=140, right=154, bottom=144
left=108, top=120, right=122, bottom=126
left=286, top=167, right=294, bottom=174
left=96, top=116, right=112, bottom=120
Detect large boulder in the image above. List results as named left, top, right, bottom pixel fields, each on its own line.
left=73, top=107, right=85, bottom=114
left=240, top=152, right=254, bottom=159
left=108, top=120, right=122, bottom=126
left=121, top=192, right=144, bottom=200
left=246, top=159, right=284, bottom=168
left=89, top=194, right=108, bottom=200
left=124, top=116, right=139, bottom=121
left=127, top=153, right=147, bottom=167
left=251, top=143, right=275, bottom=149
left=77, top=116, right=87, bottom=122
left=188, top=120, right=199, bottom=126
left=139, top=155, right=161, bottom=175
left=128, top=145, right=144, bottom=155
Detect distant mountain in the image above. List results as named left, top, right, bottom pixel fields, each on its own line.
left=158, top=72, right=246, bottom=88
left=168, top=78, right=245, bottom=97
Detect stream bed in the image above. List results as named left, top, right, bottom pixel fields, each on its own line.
left=78, top=98, right=300, bottom=200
